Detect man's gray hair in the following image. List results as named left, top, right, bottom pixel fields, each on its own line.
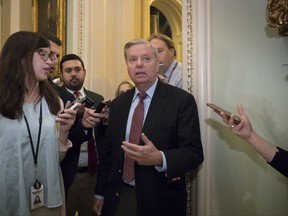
left=124, top=39, right=159, bottom=62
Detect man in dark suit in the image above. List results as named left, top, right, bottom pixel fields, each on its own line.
left=57, top=54, right=107, bottom=216
left=93, top=39, right=204, bottom=216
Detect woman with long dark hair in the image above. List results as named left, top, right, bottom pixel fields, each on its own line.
left=0, top=31, right=77, bottom=216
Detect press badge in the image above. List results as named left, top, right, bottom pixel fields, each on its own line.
left=30, top=180, right=44, bottom=210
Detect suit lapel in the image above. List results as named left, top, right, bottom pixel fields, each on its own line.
left=141, top=82, right=169, bottom=143
left=59, top=86, right=74, bottom=105
left=115, top=89, right=135, bottom=160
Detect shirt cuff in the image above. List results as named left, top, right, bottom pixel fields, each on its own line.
left=59, top=140, right=73, bottom=152
left=95, top=194, right=104, bottom=200
left=155, top=151, right=167, bottom=172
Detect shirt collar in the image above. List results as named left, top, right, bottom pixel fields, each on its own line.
left=132, top=78, right=158, bottom=101
left=164, top=59, right=177, bottom=77
left=65, top=87, right=85, bottom=97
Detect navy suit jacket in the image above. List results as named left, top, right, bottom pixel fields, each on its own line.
left=96, top=81, right=203, bottom=216
left=55, top=86, right=106, bottom=191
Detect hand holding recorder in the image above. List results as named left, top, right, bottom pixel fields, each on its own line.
left=81, top=99, right=111, bottom=128
left=207, top=103, right=254, bottom=138
left=94, top=99, right=111, bottom=113
left=66, top=96, right=95, bottom=111
left=207, top=103, right=241, bottom=125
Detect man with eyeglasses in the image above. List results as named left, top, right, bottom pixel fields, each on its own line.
left=40, top=31, right=62, bottom=87
left=39, top=33, right=106, bottom=216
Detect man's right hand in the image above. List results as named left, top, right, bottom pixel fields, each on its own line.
left=93, top=198, right=104, bottom=216
left=81, top=108, right=106, bottom=128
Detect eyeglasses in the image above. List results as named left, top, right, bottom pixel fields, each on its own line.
left=35, top=49, right=53, bottom=62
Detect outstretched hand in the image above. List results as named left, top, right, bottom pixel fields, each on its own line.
left=121, top=133, right=163, bottom=166
left=220, top=104, right=253, bottom=140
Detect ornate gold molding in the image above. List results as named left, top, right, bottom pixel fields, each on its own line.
left=78, top=0, right=84, bottom=57
left=185, top=1, right=195, bottom=216
left=186, top=0, right=194, bottom=94
left=266, top=0, right=288, bottom=36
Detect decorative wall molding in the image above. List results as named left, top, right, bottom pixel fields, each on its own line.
left=78, top=0, right=84, bottom=57
left=183, top=0, right=197, bottom=215
left=185, top=0, right=194, bottom=94
left=183, top=0, right=211, bottom=215
left=266, top=0, right=288, bottom=36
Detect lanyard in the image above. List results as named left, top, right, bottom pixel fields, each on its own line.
left=23, top=100, right=43, bottom=167
left=167, top=62, right=178, bottom=83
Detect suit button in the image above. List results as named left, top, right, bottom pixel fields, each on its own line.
left=118, top=170, right=122, bottom=173
left=115, top=192, right=119, bottom=197
left=172, top=177, right=181, bottom=182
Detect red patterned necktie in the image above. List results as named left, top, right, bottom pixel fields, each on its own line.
left=123, top=91, right=147, bottom=183
left=73, top=91, right=81, bottom=98
left=88, top=133, right=97, bottom=176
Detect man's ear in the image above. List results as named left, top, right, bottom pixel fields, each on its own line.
left=169, top=48, right=175, bottom=58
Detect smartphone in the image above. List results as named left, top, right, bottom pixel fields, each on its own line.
left=82, top=96, right=95, bottom=108
left=94, top=99, right=111, bottom=113
left=207, top=103, right=241, bottom=125
left=67, top=96, right=87, bottom=110
left=60, top=96, right=87, bottom=114
left=68, top=96, right=95, bottom=109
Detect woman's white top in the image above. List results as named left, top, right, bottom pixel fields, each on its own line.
left=0, top=98, right=65, bottom=216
